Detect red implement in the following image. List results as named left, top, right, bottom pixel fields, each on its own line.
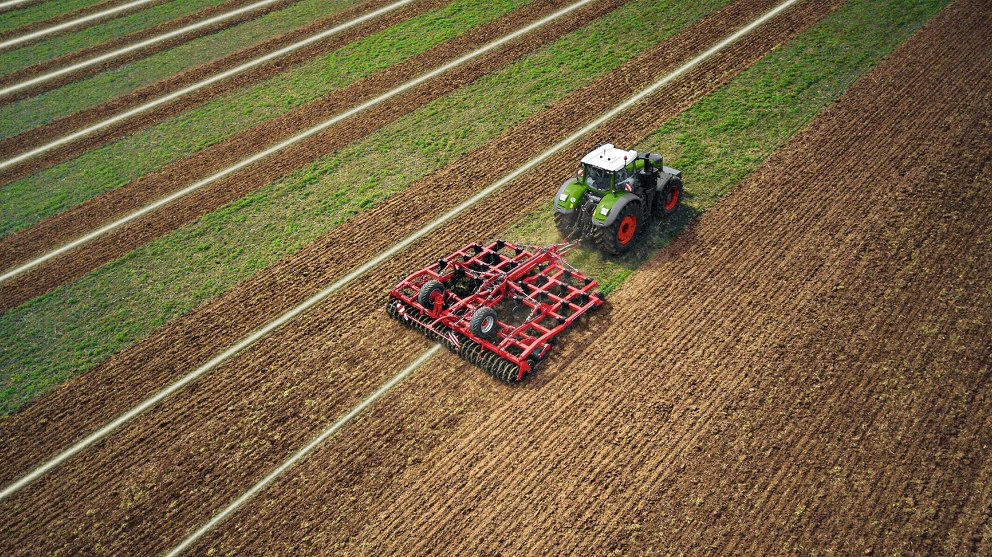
left=387, top=240, right=604, bottom=382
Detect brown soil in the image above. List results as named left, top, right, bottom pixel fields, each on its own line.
left=184, top=1, right=991, bottom=554
left=0, top=0, right=443, bottom=164
left=0, top=0, right=633, bottom=311
left=0, top=0, right=847, bottom=554
left=0, top=0, right=173, bottom=45
left=0, top=0, right=303, bottom=102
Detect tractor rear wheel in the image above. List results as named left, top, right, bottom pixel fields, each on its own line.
left=594, top=200, right=640, bottom=254
left=654, top=179, right=683, bottom=217
left=417, top=279, right=444, bottom=310
left=470, top=307, right=499, bottom=340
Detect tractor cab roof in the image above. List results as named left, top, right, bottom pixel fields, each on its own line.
left=581, top=143, right=638, bottom=172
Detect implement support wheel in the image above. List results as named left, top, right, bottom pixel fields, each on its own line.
left=470, top=307, right=499, bottom=340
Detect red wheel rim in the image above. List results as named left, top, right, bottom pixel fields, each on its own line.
left=617, top=214, right=636, bottom=244
left=664, top=186, right=680, bottom=211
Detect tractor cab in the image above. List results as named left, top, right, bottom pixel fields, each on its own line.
left=577, top=144, right=638, bottom=193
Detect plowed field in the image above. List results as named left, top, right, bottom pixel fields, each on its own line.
left=1, top=0, right=988, bottom=554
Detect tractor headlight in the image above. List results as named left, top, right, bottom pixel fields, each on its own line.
left=600, top=207, right=609, bottom=216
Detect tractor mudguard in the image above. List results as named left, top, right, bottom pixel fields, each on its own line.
left=655, top=166, right=683, bottom=192
left=554, top=177, right=588, bottom=214
left=592, top=191, right=642, bottom=227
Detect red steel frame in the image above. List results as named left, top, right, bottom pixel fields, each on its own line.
left=388, top=240, right=604, bottom=381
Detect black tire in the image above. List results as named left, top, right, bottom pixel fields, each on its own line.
left=470, top=307, right=499, bottom=340
left=654, top=178, right=682, bottom=217
left=553, top=210, right=578, bottom=239
left=417, top=279, right=444, bottom=309
left=594, top=200, right=640, bottom=254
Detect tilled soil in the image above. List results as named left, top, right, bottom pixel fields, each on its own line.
left=0, top=0, right=441, bottom=162
left=0, top=0, right=845, bottom=554
left=179, top=0, right=989, bottom=553
left=0, top=0, right=631, bottom=312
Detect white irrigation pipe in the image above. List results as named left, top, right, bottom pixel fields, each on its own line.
left=0, top=0, right=595, bottom=284
left=0, top=0, right=797, bottom=503
left=0, top=0, right=287, bottom=92
left=0, top=0, right=417, bottom=171
left=163, top=345, right=441, bottom=557
left=0, top=0, right=31, bottom=10
left=0, top=0, right=159, bottom=51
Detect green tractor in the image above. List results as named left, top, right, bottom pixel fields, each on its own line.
left=553, top=144, right=683, bottom=254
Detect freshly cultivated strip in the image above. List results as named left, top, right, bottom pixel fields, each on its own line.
left=0, top=0, right=289, bottom=95
left=0, top=0, right=596, bottom=284
left=0, top=0, right=159, bottom=50
left=163, top=345, right=441, bottom=557
left=0, top=0, right=418, bottom=171
left=0, top=0, right=797, bottom=503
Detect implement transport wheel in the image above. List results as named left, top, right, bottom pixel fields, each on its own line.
left=554, top=210, right=579, bottom=239
left=470, top=307, right=499, bottom=340
left=655, top=179, right=683, bottom=217
left=595, top=200, right=640, bottom=254
left=417, top=279, right=445, bottom=309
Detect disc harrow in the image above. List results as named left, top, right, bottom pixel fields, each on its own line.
left=387, top=239, right=604, bottom=382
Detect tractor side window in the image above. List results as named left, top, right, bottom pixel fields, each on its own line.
left=582, top=164, right=612, bottom=191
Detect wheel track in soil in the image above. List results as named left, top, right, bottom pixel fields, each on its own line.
left=175, top=1, right=990, bottom=553
left=0, top=0, right=440, bottom=172
left=0, top=0, right=170, bottom=46
left=0, top=0, right=305, bottom=100
left=0, top=0, right=841, bottom=553
left=0, top=0, right=630, bottom=311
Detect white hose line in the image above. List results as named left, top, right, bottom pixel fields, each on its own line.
left=0, top=0, right=31, bottom=10
left=0, top=0, right=595, bottom=284
left=0, top=0, right=159, bottom=51
left=0, top=0, right=289, bottom=93
left=0, top=0, right=417, bottom=171
left=163, top=345, right=441, bottom=557
left=0, top=0, right=797, bottom=503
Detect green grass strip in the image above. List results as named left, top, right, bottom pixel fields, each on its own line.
left=0, top=0, right=363, bottom=139
left=0, top=0, right=105, bottom=35
left=503, top=0, right=951, bottom=296
left=0, top=0, right=729, bottom=416
left=0, top=0, right=532, bottom=235
left=0, top=0, right=227, bottom=75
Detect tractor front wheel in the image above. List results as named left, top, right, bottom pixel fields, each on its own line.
left=595, top=201, right=640, bottom=254
left=470, top=307, right=499, bottom=340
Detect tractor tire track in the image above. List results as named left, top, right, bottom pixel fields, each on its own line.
left=0, top=0, right=436, bottom=166
left=0, top=0, right=302, bottom=100
left=0, top=0, right=633, bottom=311
left=0, top=0, right=843, bottom=553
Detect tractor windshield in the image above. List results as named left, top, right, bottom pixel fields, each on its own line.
left=581, top=164, right=612, bottom=191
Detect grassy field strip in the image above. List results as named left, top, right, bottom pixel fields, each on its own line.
left=0, top=0, right=365, bottom=138
left=0, top=0, right=418, bottom=170
left=0, top=0, right=726, bottom=414
left=0, top=0, right=106, bottom=34
left=0, top=0, right=226, bottom=75
left=0, top=0, right=794, bottom=506
left=0, top=0, right=157, bottom=50
left=0, top=0, right=511, bottom=204
left=163, top=346, right=441, bottom=557
left=0, top=0, right=595, bottom=284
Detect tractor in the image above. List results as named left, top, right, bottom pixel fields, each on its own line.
left=553, top=144, right=683, bottom=253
